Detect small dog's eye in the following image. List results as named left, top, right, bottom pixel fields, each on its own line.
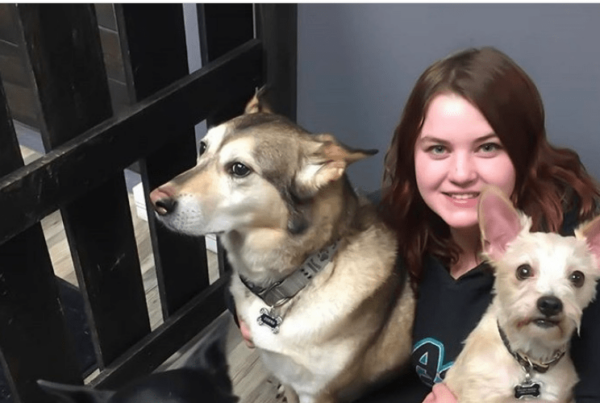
left=516, top=264, right=533, bottom=281
left=570, top=270, right=585, bottom=288
left=231, top=162, right=251, bottom=177
left=199, top=141, right=207, bottom=156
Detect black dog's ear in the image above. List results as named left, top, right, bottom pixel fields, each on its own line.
left=181, top=319, right=236, bottom=399
left=37, top=379, right=115, bottom=403
left=244, top=86, right=273, bottom=114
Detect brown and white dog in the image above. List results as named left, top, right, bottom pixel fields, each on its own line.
left=149, top=91, right=415, bottom=403
left=444, top=186, right=600, bottom=403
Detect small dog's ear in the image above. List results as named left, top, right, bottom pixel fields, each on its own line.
left=576, top=215, right=600, bottom=266
left=37, top=379, right=114, bottom=403
left=244, top=86, right=273, bottom=114
left=478, top=186, right=522, bottom=261
left=295, top=134, right=377, bottom=197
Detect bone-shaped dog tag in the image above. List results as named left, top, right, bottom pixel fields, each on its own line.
left=514, top=381, right=541, bottom=399
left=257, top=308, right=283, bottom=334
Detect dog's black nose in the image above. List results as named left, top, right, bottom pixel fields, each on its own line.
left=149, top=187, right=178, bottom=216
left=537, top=296, right=563, bottom=316
left=154, top=197, right=177, bottom=216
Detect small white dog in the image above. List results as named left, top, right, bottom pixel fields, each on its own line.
left=444, top=186, right=600, bottom=403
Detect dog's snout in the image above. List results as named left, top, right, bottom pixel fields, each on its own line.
left=537, top=296, right=563, bottom=316
left=149, top=187, right=177, bottom=216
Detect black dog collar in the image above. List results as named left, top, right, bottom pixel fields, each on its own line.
left=497, top=321, right=566, bottom=374
left=497, top=321, right=567, bottom=399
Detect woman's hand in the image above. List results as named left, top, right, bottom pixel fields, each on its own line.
left=422, top=383, right=457, bottom=403
left=238, top=315, right=255, bottom=349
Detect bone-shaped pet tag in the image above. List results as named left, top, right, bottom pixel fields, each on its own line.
left=257, top=307, right=283, bottom=334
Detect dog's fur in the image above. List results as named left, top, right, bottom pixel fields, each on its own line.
left=444, top=187, right=600, bottom=403
left=148, top=92, right=415, bottom=403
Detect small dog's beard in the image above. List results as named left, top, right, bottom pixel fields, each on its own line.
left=497, top=293, right=581, bottom=360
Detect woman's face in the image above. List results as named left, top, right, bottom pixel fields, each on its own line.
left=414, top=93, right=516, bottom=232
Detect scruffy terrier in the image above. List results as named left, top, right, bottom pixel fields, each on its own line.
left=444, top=186, right=600, bottom=403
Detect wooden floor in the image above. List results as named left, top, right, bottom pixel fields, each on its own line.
left=19, top=144, right=282, bottom=403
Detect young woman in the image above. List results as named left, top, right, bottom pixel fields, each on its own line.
left=365, top=47, right=600, bottom=402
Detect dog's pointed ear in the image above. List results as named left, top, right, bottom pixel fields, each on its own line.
left=576, top=215, right=600, bottom=266
left=244, top=86, right=273, bottom=114
left=478, top=186, right=523, bottom=261
left=37, top=379, right=115, bottom=403
left=295, top=134, right=377, bottom=197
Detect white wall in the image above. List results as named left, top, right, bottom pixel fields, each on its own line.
left=297, top=4, right=600, bottom=193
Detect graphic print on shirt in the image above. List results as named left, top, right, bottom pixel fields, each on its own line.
left=413, top=338, right=454, bottom=387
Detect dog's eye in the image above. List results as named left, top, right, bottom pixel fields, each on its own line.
left=230, top=162, right=251, bottom=177
left=570, top=270, right=585, bottom=288
left=516, top=264, right=533, bottom=281
left=199, top=141, right=207, bottom=156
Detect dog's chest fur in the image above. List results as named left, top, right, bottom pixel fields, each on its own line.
left=231, top=266, right=356, bottom=393
left=228, top=220, right=406, bottom=401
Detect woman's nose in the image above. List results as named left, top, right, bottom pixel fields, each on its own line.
left=448, top=153, right=477, bottom=184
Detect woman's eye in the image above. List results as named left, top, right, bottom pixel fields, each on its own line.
left=479, top=142, right=501, bottom=153
left=199, top=141, right=207, bottom=156
left=230, top=162, right=251, bottom=177
left=428, top=145, right=447, bottom=155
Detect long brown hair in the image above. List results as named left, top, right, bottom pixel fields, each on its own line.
left=381, top=47, right=600, bottom=285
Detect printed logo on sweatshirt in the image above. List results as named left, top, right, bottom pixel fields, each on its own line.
left=412, top=338, right=454, bottom=387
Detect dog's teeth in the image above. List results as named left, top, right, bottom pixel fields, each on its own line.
left=534, top=318, right=558, bottom=328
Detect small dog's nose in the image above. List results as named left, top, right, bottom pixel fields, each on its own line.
left=149, top=187, right=177, bottom=216
left=537, top=296, right=563, bottom=316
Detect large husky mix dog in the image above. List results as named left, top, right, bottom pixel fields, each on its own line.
left=444, top=187, right=600, bottom=403
left=149, top=93, right=415, bottom=403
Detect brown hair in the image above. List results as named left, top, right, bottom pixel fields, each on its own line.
left=381, top=47, right=600, bottom=285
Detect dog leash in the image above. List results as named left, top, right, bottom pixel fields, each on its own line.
left=497, top=321, right=566, bottom=399
left=240, top=240, right=340, bottom=334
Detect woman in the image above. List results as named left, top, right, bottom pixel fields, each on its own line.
left=369, top=47, right=600, bottom=402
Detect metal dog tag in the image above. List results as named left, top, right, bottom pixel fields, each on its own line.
left=514, top=381, right=541, bottom=399
left=257, top=308, right=283, bottom=334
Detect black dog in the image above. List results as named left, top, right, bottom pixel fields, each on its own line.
left=39, top=319, right=238, bottom=403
